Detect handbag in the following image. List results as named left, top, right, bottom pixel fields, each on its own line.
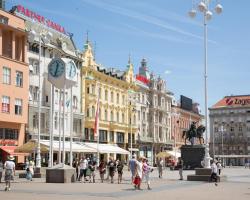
left=133, top=175, right=140, bottom=185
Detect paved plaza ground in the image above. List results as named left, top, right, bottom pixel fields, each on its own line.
left=0, top=167, right=250, bottom=200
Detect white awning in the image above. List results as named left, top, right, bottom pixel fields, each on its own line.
left=128, top=148, right=139, bottom=152
left=40, top=140, right=96, bottom=153
left=85, top=142, right=129, bottom=154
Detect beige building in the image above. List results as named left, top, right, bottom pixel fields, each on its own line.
left=0, top=9, right=28, bottom=162
left=81, top=40, right=136, bottom=161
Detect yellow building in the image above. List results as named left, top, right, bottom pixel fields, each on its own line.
left=81, top=40, right=137, bottom=161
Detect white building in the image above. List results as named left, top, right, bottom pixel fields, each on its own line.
left=12, top=5, right=84, bottom=164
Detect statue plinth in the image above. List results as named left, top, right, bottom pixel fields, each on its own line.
left=181, top=145, right=205, bottom=170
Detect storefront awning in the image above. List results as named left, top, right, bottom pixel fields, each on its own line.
left=40, top=140, right=96, bottom=153
left=128, top=148, right=139, bottom=152
left=1, top=146, right=29, bottom=156
left=85, top=142, right=129, bottom=154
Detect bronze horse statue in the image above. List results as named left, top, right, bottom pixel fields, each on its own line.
left=182, top=123, right=205, bottom=145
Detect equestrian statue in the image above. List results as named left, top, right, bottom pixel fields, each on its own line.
left=182, top=122, right=205, bottom=145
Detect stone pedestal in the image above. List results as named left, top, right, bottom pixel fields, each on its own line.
left=187, top=168, right=227, bottom=182
left=181, top=145, right=205, bottom=169
left=46, top=164, right=76, bottom=183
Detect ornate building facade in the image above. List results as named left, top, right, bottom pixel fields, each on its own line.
left=81, top=40, right=137, bottom=161
left=148, top=71, right=173, bottom=163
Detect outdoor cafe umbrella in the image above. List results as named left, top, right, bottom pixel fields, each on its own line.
left=14, top=140, right=49, bottom=153
left=156, top=151, right=172, bottom=158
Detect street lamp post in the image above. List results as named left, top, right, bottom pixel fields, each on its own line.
left=188, top=0, right=223, bottom=168
left=29, top=28, right=53, bottom=169
left=220, top=125, right=224, bottom=166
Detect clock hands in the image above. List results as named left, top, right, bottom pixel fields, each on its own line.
left=54, top=61, right=59, bottom=76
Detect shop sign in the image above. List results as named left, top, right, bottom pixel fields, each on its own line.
left=15, top=5, right=66, bottom=34
left=0, top=140, right=17, bottom=146
left=226, top=97, right=250, bottom=106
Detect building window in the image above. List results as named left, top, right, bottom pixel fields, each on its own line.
left=117, top=132, right=124, bottom=143
left=105, top=110, right=108, bottom=121
left=105, top=90, right=108, bottom=101
left=3, top=67, right=11, bottom=84
left=116, top=112, right=119, bottom=123
left=122, top=113, right=125, bottom=123
left=54, top=112, right=58, bottom=130
left=73, top=96, right=78, bottom=109
left=117, top=93, right=119, bottom=104
left=33, top=113, right=38, bottom=128
left=87, top=87, right=90, bottom=94
left=99, top=130, right=107, bottom=142
left=3, top=129, right=18, bottom=140
left=230, top=127, right=234, bottom=132
left=110, top=111, right=113, bottom=121
left=138, top=111, right=141, bottom=120
left=0, top=128, right=3, bottom=139
left=239, top=126, right=242, bottom=132
left=122, top=95, right=125, bottom=105
left=111, top=92, right=114, bottom=102
left=14, top=98, right=22, bottom=115
left=109, top=131, right=114, bottom=142
left=15, top=71, right=23, bottom=87
left=92, top=106, right=95, bottom=118
left=2, top=96, right=10, bottom=113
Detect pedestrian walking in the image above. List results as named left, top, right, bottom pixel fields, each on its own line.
left=79, top=157, right=88, bottom=182
left=99, top=159, right=106, bottom=183
left=158, top=158, right=164, bottom=178
left=107, top=157, right=116, bottom=183
left=210, top=160, right=218, bottom=186
left=4, top=156, right=15, bottom=191
left=128, top=154, right=137, bottom=183
left=73, top=159, right=79, bottom=181
left=117, top=159, right=124, bottom=184
left=134, top=157, right=143, bottom=190
left=88, top=159, right=96, bottom=183
left=28, top=159, right=34, bottom=181
left=0, top=160, right=3, bottom=183
left=177, top=157, right=184, bottom=180
left=142, top=158, right=153, bottom=190
left=217, top=160, right=222, bottom=175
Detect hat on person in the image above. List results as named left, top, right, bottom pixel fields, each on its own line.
left=8, top=155, right=15, bottom=161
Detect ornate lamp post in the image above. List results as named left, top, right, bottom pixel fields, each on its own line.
left=188, top=0, right=223, bottom=168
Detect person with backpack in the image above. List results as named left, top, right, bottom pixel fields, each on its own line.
left=88, top=159, right=96, bottom=183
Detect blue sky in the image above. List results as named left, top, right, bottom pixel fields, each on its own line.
left=6, top=0, right=250, bottom=112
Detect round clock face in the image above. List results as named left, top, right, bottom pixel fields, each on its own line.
left=49, top=59, right=65, bottom=78
left=67, top=61, right=77, bottom=78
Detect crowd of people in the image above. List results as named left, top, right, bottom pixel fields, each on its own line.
left=0, top=154, right=227, bottom=192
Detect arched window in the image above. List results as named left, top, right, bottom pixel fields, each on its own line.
left=105, top=110, right=108, bottom=121
left=92, top=106, right=95, bottom=118
left=111, top=91, right=114, bottom=102
left=111, top=111, right=113, bottom=121
left=122, top=113, right=125, bottom=123
left=116, top=93, right=119, bottom=104
left=105, top=90, right=108, bottom=101
left=116, top=111, right=119, bottom=123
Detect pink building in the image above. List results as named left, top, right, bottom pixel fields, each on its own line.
left=0, top=9, right=28, bottom=163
